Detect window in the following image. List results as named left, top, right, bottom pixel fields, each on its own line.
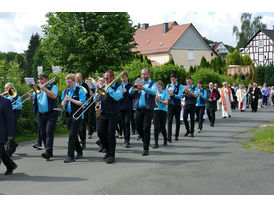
left=258, top=39, right=263, bottom=48
left=188, top=50, right=194, bottom=60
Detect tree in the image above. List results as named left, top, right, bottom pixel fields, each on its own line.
left=41, top=12, right=137, bottom=77
left=24, top=33, right=41, bottom=77
left=200, top=56, right=210, bottom=68
left=226, top=49, right=241, bottom=66
left=233, top=13, right=267, bottom=49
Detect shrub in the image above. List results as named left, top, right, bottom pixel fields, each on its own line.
left=191, top=68, right=225, bottom=89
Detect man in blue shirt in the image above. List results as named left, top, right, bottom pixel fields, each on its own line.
left=62, top=74, right=86, bottom=163
left=129, top=68, right=157, bottom=156
left=194, top=80, right=207, bottom=133
left=76, top=73, right=90, bottom=150
left=166, top=74, right=183, bottom=142
left=29, top=73, right=59, bottom=161
left=183, top=77, right=197, bottom=137
left=94, top=70, right=123, bottom=164
left=4, top=82, right=22, bottom=156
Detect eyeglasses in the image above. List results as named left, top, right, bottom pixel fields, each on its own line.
left=38, top=78, right=43, bottom=80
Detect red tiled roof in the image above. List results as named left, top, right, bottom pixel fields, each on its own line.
left=132, top=21, right=192, bottom=55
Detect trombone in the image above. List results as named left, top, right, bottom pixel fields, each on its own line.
left=72, top=71, right=125, bottom=120
left=12, top=77, right=56, bottom=107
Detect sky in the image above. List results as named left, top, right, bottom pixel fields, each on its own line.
left=0, top=0, right=274, bottom=53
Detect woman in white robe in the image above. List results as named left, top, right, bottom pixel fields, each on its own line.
left=236, top=84, right=247, bottom=111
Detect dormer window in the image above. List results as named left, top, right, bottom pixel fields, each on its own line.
left=160, top=42, right=163, bottom=46
left=146, top=40, right=151, bottom=44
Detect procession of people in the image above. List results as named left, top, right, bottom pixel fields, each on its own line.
left=1, top=67, right=273, bottom=175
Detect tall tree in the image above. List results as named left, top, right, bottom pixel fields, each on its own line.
left=25, top=33, right=41, bottom=77
left=233, top=13, right=267, bottom=49
left=41, top=12, right=137, bottom=76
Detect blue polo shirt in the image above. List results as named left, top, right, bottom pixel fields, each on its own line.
left=129, top=78, right=157, bottom=108
left=33, top=84, right=58, bottom=114
left=166, top=83, right=183, bottom=104
left=154, top=90, right=170, bottom=112
left=61, top=85, right=86, bottom=112
left=194, top=88, right=207, bottom=107
left=6, top=95, right=22, bottom=110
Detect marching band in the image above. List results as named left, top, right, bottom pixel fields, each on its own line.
left=0, top=67, right=271, bottom=174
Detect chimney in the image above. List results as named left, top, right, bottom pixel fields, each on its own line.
left=142, top=23, right=149, bottom=30
left=163, top=23, right=168, bottom=33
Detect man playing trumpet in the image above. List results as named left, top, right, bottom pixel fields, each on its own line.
left=129, top=68, right=157, bottom=156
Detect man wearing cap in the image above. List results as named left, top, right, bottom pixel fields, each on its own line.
left=29, top=73, right=59, bottom=160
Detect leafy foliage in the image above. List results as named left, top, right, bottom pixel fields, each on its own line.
left=41, top=12, right=137, bottom=77
left=233, top=13, right=267, bottom=49
left=256, top=64, right=274, bottom=86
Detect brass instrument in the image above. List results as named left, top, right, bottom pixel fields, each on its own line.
left=12, top=77, right=56, bottom=106
left=132, top=78, right=145, bottom=91
left=79, top=86, right=88, bottom=94
left=97, top=71, right=126, bottom=98
left=1, top=87, right=17, bottom=98
left=95, top=102, right=101, bottom=118
left=155, top=91, right=161, bottom=108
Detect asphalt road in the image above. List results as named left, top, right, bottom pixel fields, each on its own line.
left=0, top=106, right=273, bottom=195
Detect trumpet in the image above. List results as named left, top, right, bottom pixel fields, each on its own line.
left=132, top=78, right=145, bottom=91
left=95, top=102, right=101, bottom=118
left=1, top=87, right=17, bottom=98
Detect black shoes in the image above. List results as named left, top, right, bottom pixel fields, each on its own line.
left=81, top=141, right=86, bottom=150
left=210, top=123, right=214, bottom=127
left=64, top=156, right=75, bottom=163
left=103, top=153, right=110, bottom=160
left=106, top=156, right=115, bottom=164
left=33, top=144, right=43, bottom=150
left=184, top=132, right=190, bottom=137
left=142, top=150, right=149, bottom=156
left=41, top=152, right=53, bottom=160
left=152, top=144, right=159, bottom=149
left=163, top=142, right=168, bottom=146
left=167, top=138, right=172, bottom=143
left=124, top=143, right=131, bottom=148
left=190, top=133, right=194, bottom=137
left=175, top=137, right=179, bottom=141
left=5, top=164, right=17, bottom=175
left=75, top=152, right=83, bottom=159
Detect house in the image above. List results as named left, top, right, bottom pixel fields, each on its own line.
left=132, top=21, right=216, bottom=71
left=209, top=42, right=229, bottom=59
left=241, top=28, right=274, bottom=67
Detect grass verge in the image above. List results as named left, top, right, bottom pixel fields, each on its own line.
left=16, top=127, right=68, bottom=143
left=243, top=123, right=274, bottom=153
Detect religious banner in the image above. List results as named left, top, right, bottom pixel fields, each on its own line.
left=37, top=66, right=43, bottom=76
left=52, top=66, right=61, bottom=74
left=24, top=77, right=35, bottom=85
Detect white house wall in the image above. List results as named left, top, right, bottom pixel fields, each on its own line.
left=147, top=53, right=170, bottom=65
left=243, top=31, right=274, bottom=66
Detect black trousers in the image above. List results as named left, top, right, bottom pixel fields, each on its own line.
left=136, top=109, right=153, bottom=151
left=153, top=110, right=167, bottom=145
left=167, top=105, right=181, bottom=139
left=116, top=112, right=122, bottom=135
left=183, top=104, right=195, bottom=133
left=66, top=115, right=82, bottom=158
left=120, top=109, right=132, bottom=143
left=39, top=111, right=58, bottom=155
left=0, top=143, right=16, bottom=170
left=87, top=104, right=96, bottom=134
left=251, top=99, right=258, bottom=112
left=131, top=110, right=136, bottom=133
left=196, top=106, right=205, bottom=130
left=207, top=109, right=216, bottom=125
left=97, top=113, right=118, bottom=157
left=78, top=116, right=86, bottom=143
left=6, top=110, right=21, bottom=155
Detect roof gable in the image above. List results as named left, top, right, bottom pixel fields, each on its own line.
left=243, top=29, right=274, bottom=48
left=132, top=21, right=191, bottom=54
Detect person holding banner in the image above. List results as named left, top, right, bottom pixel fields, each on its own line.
left=4, top=82, right=22, bottom=156
left=29, top=73, right=59, bottom=160
left=219, top=82, right=234, bottom=118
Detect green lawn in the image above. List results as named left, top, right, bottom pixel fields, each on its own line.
left=243, top=123, right=274, bottom=153
left=16, top=127, right=68, bottom=143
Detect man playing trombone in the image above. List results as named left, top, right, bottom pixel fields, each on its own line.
left=61, top=74, right=86, bottom=163
left=76, top=73, right=90, bottom=150
left=94, top=70, right=123, bottom=164
left=29, top=73, right=59, bottom=161
left=3, top=82, right=21, bottom=156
